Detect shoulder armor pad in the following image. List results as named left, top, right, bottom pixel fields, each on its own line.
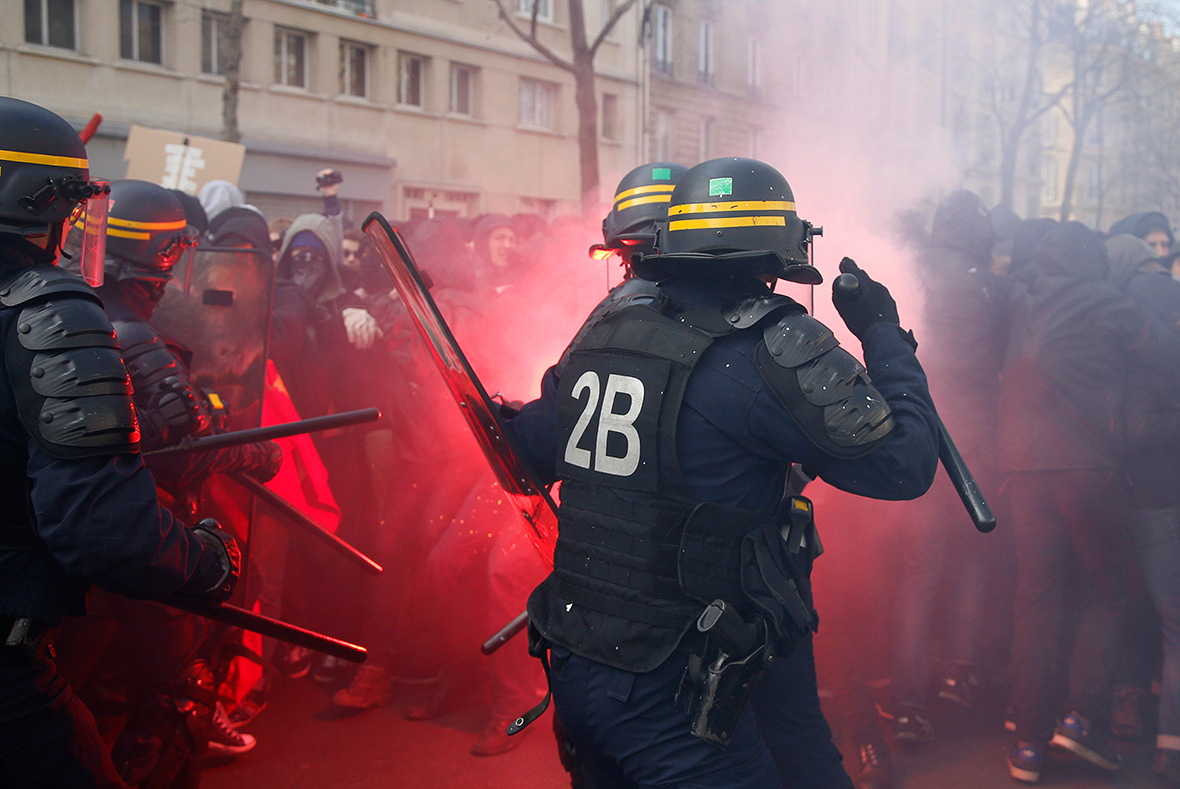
left=37, top=395, right=140, bottom=452
left=756, top=336, right=894, bottom=460
left=762, top=311, right=841, bottom=368
left=722, top=294, right=802, bottom=330
left=5, top=291, right=139, bottom=459
left=0, top=265, right=98, bottom=308
left=15, top=299, right=120, bottom=352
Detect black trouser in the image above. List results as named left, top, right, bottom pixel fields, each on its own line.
left=0, top=645, right=127, bottom=788
left=1009, top=469, right=1130, bottom=745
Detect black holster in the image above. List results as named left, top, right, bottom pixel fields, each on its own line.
left=677, top=600, right=769, bottom=748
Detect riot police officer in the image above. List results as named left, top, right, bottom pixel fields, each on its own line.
left=505, top=157, right=940, bottom=787
left=0, top=97, right=240, bottom=787
left=80, top=179, right=280, bottom=784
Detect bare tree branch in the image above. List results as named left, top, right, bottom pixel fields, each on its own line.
left=590, top=0, right=639, bottom=56
left=490, top=0, right=575, bottom=72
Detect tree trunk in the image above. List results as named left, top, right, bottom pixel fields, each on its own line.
left=221, top=0, right=245, bottom=143
left=568, top=0, right=599, bottom=214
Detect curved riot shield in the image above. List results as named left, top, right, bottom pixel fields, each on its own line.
left=362, top=213, right=559, bottom=566
left=150, top=245, right=275, bottom=581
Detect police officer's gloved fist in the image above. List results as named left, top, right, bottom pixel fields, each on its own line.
left=192, top=519, right=241, bottom=601
left=242, top=440, right=283, bottom=482
left=152, top=375, right=212, bottom=440
left=831, top=257, right=901, bottom=341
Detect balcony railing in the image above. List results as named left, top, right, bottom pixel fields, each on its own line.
left=313, top=0, right=374, bottom=17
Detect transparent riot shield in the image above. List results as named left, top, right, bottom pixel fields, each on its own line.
left=150, top=246, right=275, bottom=574
left=363, top=213, right=559, bottom=566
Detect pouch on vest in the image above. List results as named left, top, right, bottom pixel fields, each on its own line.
left=741, top=514, right=815, bottom=656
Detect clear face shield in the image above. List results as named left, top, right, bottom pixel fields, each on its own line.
left=71, top=181, right=110, bottom=287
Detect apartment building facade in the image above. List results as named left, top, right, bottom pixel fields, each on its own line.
left=5, top=0, right=644, bottom=222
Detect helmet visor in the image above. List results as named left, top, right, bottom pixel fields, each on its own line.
left=76, top=182, right=109, bottom=287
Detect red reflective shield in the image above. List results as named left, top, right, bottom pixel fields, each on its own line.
left=362, top=213, right=558, bottom=565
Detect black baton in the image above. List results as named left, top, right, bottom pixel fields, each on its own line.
left=833, top=272, right=996, bottom=533
left=481, top=610, right=529, bottom=655
left=165, top=597, right=367, bottom=663
left=146, top=408, right=382, bottom=456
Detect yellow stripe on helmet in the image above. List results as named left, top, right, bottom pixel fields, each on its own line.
left=106, top=228, right=152, bottom=240
left=616, top=194, right=673, bottom=211
left=668, top=200, right=794, bottom=216
left=668, top=216, right=787, bottom=231
left=0, top=148, right=88, bottom=170
left=107, top=217, right=188, bottom=232
left=614, top=183, right=676, bottom=205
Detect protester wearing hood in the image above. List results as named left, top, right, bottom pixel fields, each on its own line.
left=999, top=221, right=1180, bottom=783
left=884, top=190, right=1007, bottom=742
left=1109, top=211, right=1174, bottom=259
left=470, top=214, right=518, bottom=288
left=197, top=180, right=271, bottom=251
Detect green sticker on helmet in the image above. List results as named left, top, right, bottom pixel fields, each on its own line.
left=708, top=177, right=733, bottom=197
left=652, top=167, right=672, bottom=180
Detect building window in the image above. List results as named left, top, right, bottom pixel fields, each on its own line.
left=699, top=117, right=713, bottom=161
left=654, top=108, right=672, bottom=161
left=1041, top=156, right=1058, bottom=203
left=601, top=93, right=619, bottom=140
left=201, top=12, right=230, bottom=76
left=398, top=53, right=425, bottom=107
left=519, top=78, right=555, bottom=129
left=1041, top=110, right=1058, bottom=148
left=652, top=5, right=672, bottom=76
left=450, top=63, right=474, bottom=116
left=516, top=0, right=553, bottom=22
left=697, top=21, right=713, bottom=85
left=340, top=41, right=370, bottom=98
left=120, top=0, right=162, bottom=64
left=274, top=29, right=308, bottom=88
left=747, top=37, right=760, bottom=94
left=25, top=0, right=75, bottom=49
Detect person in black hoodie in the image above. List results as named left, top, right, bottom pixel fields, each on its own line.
left=882, top=191, right=1008, bottom=741
left=999, top=222, right=1180, bottom=783
left=1109, top=211, right=1174, bottom=259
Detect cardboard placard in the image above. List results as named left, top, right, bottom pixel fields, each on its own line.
left=123, top=125, right=246, bottom=195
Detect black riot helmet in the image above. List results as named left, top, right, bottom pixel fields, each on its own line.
left=0, top=96, right=110, bottom=275
left=594, top=162, right=688, bottom=265
left=104, top=180, right=197, bottom=282
left=644, top=157, right=822, bottom=285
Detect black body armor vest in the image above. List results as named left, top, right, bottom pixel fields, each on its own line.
left=528, top=295, right=895, bottom=673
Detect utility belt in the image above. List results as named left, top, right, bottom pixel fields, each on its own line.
left=513, top=496, right=821, bottom=748
left=1, top=615, right=53, bottom=663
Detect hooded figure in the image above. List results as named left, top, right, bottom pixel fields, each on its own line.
left=1000, top=221, right=1152, bottom=471
left=197, top=180, right=271, bottom=251
left=1109, top=211, right=1174, bottom=258
left=1105, top=234, right=1180, bottom=333
left=915, top=189, right=1006, bottom=463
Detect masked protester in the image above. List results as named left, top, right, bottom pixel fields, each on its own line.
left=0, top=96, right=241, bottom=789
left=502, top=157, right=939, bottom=788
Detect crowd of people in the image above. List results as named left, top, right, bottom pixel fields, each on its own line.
left=4, top=94, right=1180, bottom=789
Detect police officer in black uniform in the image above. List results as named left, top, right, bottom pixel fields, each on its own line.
left=505, top=158, right=940, bottom=787
left=0, top=97, right=240, bottom=788
left=82, top=180, right=280, bottom=784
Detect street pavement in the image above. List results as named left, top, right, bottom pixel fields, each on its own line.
left=203, top=672, right=1166, bottom=788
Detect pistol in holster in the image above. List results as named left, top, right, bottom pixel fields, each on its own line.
left=676, top=599, right=772, bottom=748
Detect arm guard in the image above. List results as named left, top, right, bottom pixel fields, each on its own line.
left=113, top=318, right=211, bottom=451
left=1, top=265, right=140, bottom=458
left=756, top=311, right=894, bottom=460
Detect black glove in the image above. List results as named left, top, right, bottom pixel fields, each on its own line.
left=242, top=440, right=283, bottom=482
left=830, top=257, right=901, bottom=341
left=192, top=518, right=241, bottom=601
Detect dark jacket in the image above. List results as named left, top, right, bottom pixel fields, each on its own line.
left=917, top=191, right=1005, bottom=466
left=999, top=222, right=1168, bottom=472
